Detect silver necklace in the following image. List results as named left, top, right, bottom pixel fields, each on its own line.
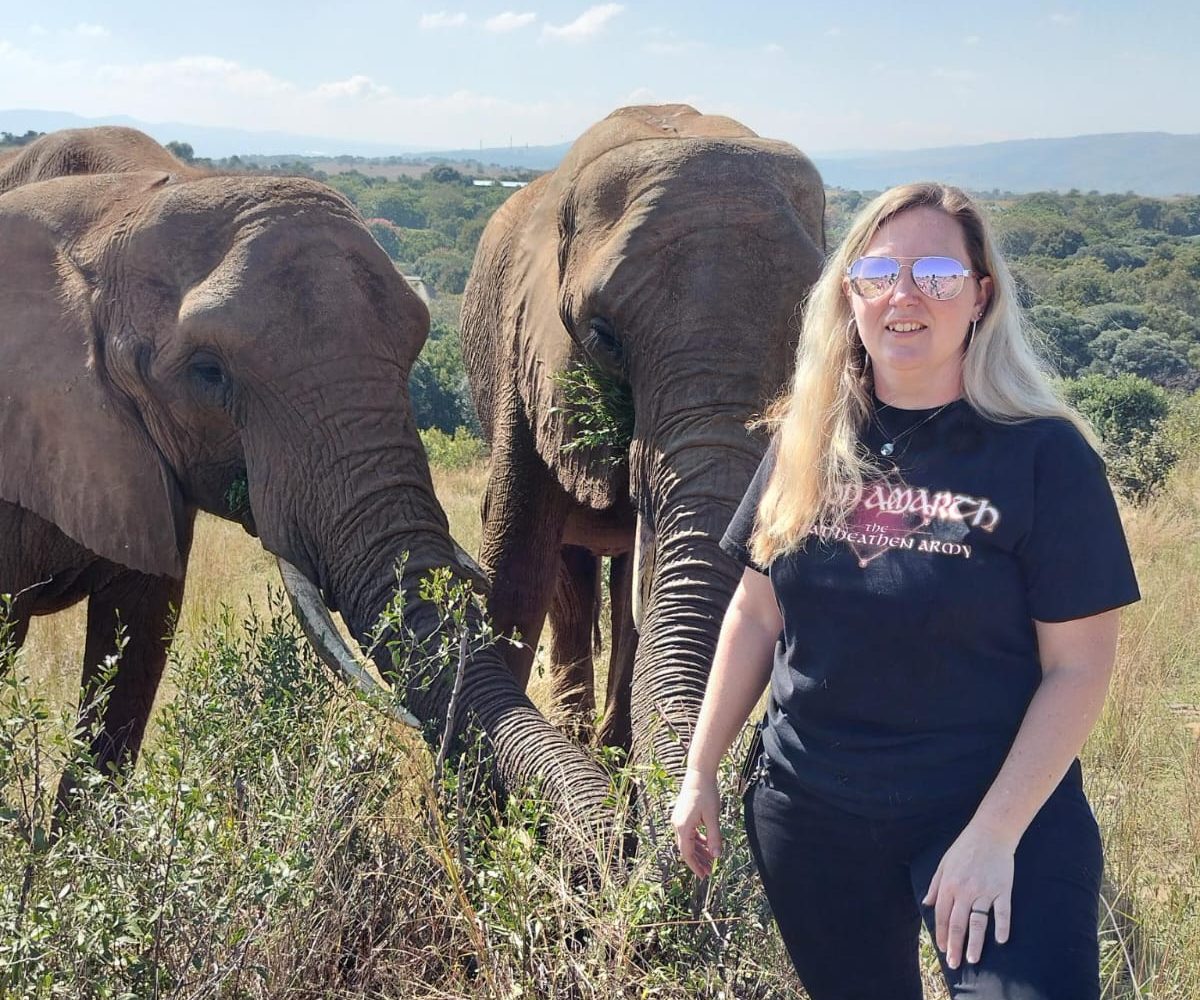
left=874, top=401, right=953, bottom=457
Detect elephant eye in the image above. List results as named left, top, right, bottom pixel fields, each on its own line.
left=188, top=355, right=229, bottom=394
left=583, top=317, right=624, bottom=370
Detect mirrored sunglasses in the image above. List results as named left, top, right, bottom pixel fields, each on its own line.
left=846, top=255, right=977, bottom=301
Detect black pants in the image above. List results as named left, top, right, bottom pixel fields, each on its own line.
left=744, top=759, right=1103, bottom=1000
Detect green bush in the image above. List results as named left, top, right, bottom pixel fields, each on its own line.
left=1086, top=328, right=1193, bottom=385
left=413, top=247, right=473, bottom=295
left=420, top=427, right=488, bottom=469
left=1161, top=391, right=1200, bottom=465
left=409, top=325, right=480, bottom=435
left=1062, top=373, right=1171, bottom=445
left=1062, top=373, right=1177, bottom=502
left=0, top=593, right=791, bottom=998
left=0, top=594, right=422, bottom=998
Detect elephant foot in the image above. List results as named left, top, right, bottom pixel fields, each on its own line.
left=595, top=707, right=633, bottom=756
left=547, top=665, right=598, bottom=746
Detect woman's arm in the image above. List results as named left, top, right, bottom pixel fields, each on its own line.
left=924, top=608, right=1122, bottom=969
left=671, top=566, right=782, bottom=878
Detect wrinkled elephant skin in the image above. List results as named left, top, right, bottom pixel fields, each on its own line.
left=461, top=105, right=825, bottom=776
left=0, top=127, right=613, bottom=836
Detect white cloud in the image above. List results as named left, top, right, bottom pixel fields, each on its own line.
left=485, top=11, right=537, bottom=32
left=419, top=11, right=468, bottom=29
left=1049, top=11, right=1078, bottom=25
left=74, top=22, right=110, bottom=39
left=964, top=34, right=981, bottom=45
left=825, top=26, right=842, bottom=37
left=0, top=41, right=596, bottom=148
left=542, top=4, right=624, bottom=42
left=28, top=23, right=48, bottom=37
left=95, top=55, right=295, bottom=98
left=314, top=75, right=392, bottom=100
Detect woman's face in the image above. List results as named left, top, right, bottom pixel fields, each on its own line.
left=844, top=206, right=992, bottom=402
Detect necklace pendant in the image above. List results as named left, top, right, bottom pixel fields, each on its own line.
left=880, top=442, right=894, bottom=456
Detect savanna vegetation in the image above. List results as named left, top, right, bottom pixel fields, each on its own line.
left=4, top=438, right=1199, bottom=997
left=297, top=173, right=1200, bottom=488
left=2, top=135, right=1197, bottom=994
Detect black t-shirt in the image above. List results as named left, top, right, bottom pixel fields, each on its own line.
left=721, top=400, right=1140, bottom=819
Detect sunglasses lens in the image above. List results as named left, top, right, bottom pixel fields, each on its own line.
left=848, top=257, right=899, bottom=298
left=911, top=256, right=966, bottom=300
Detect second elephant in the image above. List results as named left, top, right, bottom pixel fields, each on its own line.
left=461, top=105, right=825, bottom=776
left=0, top=127, right=614, bottom=841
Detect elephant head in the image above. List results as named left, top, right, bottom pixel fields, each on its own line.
left=0, top=128, right=613, bottom=841
left=462, top=105, right=825, bottom=778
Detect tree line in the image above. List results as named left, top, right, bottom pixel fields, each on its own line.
left=0, top=130, right=45, bottom=148
left=9, top=128, right=1199, bottom=493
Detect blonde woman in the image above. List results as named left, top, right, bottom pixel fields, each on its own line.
left=671, top=183, right=1138, bottom=1000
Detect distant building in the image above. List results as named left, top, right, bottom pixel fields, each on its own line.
left=471, top=178, right=528, bottom=188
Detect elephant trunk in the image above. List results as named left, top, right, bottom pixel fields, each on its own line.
left=254, top=392, right=615, bottom=850
left=628, top=420, right=767, bottom=780
left=341, top=543, right=614, bottom=849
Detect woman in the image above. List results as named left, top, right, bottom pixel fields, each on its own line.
left=671, top=183, right=1139, bottom=1000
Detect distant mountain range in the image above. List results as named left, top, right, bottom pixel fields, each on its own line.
left=3, top=109, right=1197, bottom=196
left=0, top=109, right=424, bottom=159
left=813, top=133, right=1200, bottom=198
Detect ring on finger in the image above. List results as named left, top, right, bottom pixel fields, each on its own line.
left=969, top=907, right=990, bottom=917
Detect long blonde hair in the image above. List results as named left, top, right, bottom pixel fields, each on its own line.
left=750, top=182, right=1095, bottom=567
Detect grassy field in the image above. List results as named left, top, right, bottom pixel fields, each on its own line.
left=4, top=455, right=1199, bottom=998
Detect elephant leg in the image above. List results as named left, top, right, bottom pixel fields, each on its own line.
left=597, top=552, right=636, bottom=753
left=478, top=416, right=571, bottom=688
left=547, top=544, right=599, bottom=738
left=76, top=568, right=185, bottom=779
left=0, top=500, right=74, bottom=663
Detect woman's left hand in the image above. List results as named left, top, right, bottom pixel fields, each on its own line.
left=922, top=821, right=1016, bottom=969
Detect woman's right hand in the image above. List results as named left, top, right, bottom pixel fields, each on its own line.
left=671, top=768, right=723, bottom=878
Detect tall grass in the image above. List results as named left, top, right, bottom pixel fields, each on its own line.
left=0, top=590, right=792, bottom=997
left=2, top=453, right=1197, bottom=997
left=1085, top=453, right=1200, bottom=995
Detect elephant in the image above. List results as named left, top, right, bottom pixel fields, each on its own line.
left=0, top=127, right=613, bottom=839
left=461, top=105, right=826, bottom=778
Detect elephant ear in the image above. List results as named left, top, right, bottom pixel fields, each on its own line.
left=0, top=207, right=187, bottom=579
left=507, top=181, right=626, bottom=510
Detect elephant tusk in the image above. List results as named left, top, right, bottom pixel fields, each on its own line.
left=452, top=541, right=489, bottom=593
left=276, top=557, right=422, bottom=730
left=632, top=513, right=656, bottom=634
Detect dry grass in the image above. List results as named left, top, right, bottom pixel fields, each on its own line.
left=7, top=455, right=1199, bottom=997
left=1085, top=456, right=1200, bottom=995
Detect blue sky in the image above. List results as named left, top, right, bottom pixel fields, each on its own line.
left=1, top=1, right=1196, bottom=152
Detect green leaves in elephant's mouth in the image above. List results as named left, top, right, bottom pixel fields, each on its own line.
left=552, top=361, right=635, bottom=465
